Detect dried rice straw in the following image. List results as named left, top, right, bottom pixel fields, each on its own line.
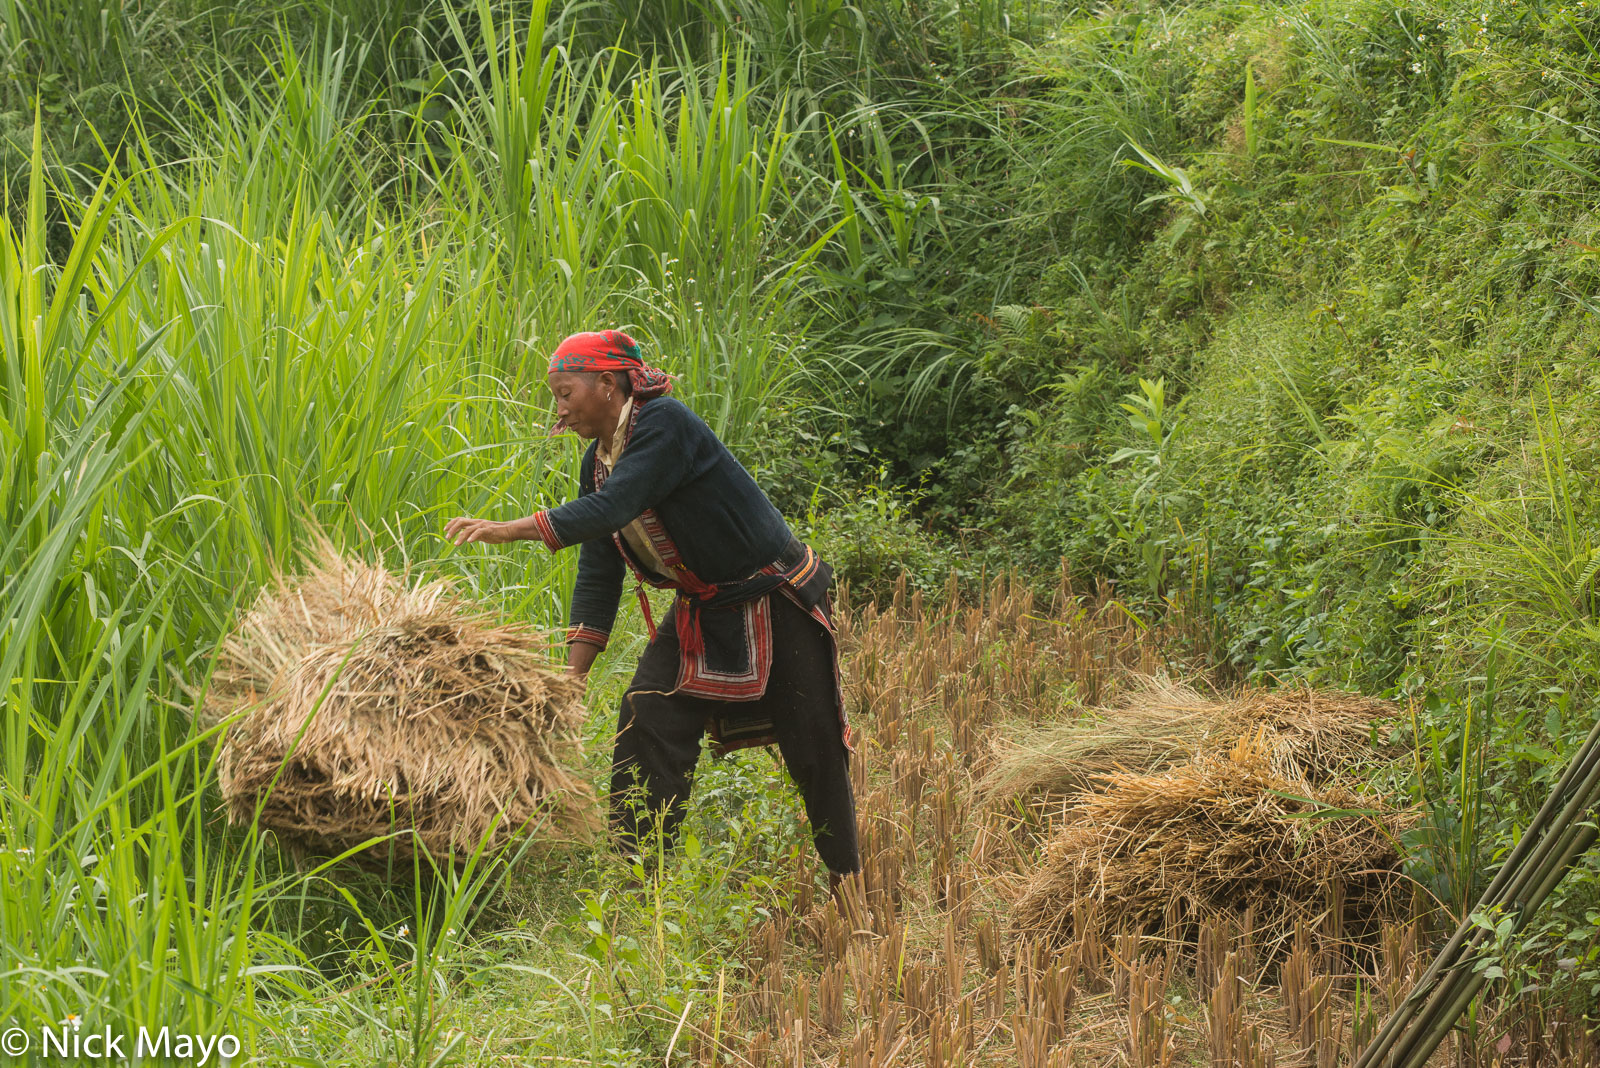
left=1012, top=737, right=1413, bottom=957
left=979, top=676, right=1396, bottom=821
left=206, top=541, right=596, bottom=862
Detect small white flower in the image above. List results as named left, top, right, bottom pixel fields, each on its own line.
left=1411, top=61, right=1423, bottom=72
left=397, top=925, right=410, bottom=938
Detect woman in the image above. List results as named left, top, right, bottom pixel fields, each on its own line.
left=444, top=330, right=861, bottom=888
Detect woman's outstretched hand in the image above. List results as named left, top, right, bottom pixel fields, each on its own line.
left=445, top=517, right=517, bottom=546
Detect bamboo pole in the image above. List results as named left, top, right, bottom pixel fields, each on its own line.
left=1355, top=714, right=1600, bottom=1068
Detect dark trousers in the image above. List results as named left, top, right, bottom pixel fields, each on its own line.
left=609, top=590, right=862, bottom=874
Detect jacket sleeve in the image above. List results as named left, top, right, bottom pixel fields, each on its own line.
left=525, top=402, right=699, bottom=551
left=564, top=450, right=625, bottom=649
left=567, top=536, right=624, bottom=648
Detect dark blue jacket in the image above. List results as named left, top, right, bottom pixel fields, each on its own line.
left=534, top=396, right=795, bottom=647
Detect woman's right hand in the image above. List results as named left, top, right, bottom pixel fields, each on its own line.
left=445, top=516, right=517, bottom=546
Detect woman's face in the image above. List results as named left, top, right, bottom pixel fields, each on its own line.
left=547, top=371, right=617, bottom=439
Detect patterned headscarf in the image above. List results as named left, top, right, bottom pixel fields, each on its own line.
left=547, top=330, right=675, bottom=400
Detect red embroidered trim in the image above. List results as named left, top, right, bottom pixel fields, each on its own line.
left=759, top=544, right=820, bottom=587
left=529, top=510, right=564, bottom=551
left=637, top=509, right=695, bottom=580
left=589, top=396, right=849, bottom=751
left=565, top=624, right=609, bottom=649
left=595, top=401, right=678, bottom=587
left=594, top=400, right=720, bottom=654
left=593, top=399, right=645, bottom=493
left=705, top=586, right=853, bottom=757
left=674, top=595, right=773, bottom=699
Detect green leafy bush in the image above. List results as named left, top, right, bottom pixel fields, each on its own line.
left=797, top=475, right=976, bottom=605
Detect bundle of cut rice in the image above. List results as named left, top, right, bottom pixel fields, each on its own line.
left=1011, top=739, right=1412, bottom=956
left=206, top=543, right=595, bottom=862
left=978, top=677, right=1395, bottom=822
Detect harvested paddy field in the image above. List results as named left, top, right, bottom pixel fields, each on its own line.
left=669, top=572, right=1600, bottom=1068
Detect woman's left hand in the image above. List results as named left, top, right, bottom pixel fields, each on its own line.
left=445, top=517, right=517, bottom=546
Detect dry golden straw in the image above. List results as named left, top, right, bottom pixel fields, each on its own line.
left=206, top=542, right=595, bottom=861
left=979, top=676, right=1396, bottom=819
left=1012, top=739, right=1412, bottom=955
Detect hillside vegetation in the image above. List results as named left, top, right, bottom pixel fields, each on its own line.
left=954, top=0, right=1600, bottom=957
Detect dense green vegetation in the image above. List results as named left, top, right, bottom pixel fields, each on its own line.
left=5, top=0, right=1600, bottom=1059
left=949, top=0, right=1600, bottom=968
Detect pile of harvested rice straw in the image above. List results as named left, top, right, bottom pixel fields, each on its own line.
left=206, top=545, right=594, bottom=861
left=1012, top=737, right=1413, bottom=955
left=995, top=681, right=1413, bottom=956
left=979, top=677, right=1396, bottom=818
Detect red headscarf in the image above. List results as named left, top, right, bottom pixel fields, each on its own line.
left=547, top=330, right=675, bottom=400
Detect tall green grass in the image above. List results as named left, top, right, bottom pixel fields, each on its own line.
left=0, top=123, right=284, bottom=1051
left=0, top=2, right=838, bottom=1055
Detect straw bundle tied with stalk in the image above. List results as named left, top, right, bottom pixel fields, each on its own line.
left=1013, top=739, right=1414, bottom=957
left=205, top=543, right=596, bottom=862
left=979, top=677, right=1397, bottom=822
